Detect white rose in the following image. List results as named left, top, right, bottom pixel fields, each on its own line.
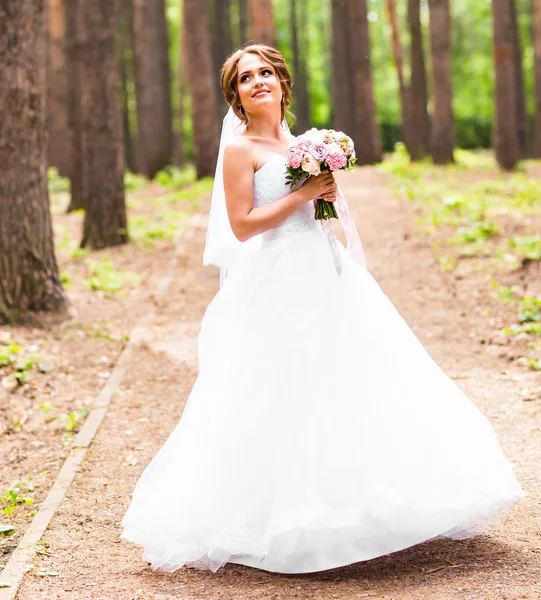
left=330, top=130, right=346, bottom=141
left=301, top=154, right=321, bottom=176
left=326, top=141, right=342, bottom=155
left=302, top=127, right=325, bottom=144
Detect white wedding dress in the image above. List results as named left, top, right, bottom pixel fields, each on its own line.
left=121, top=154, right=524, bottom=574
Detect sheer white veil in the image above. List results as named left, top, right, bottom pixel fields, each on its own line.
left=203, top=107, right=291, bottom=286
left=203, top=107, right=367, bottom=287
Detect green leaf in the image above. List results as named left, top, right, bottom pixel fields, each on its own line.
left=0, top=525, right=15, bottom=535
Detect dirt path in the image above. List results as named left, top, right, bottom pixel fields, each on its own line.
left=15, top=168, right=540, bottom=599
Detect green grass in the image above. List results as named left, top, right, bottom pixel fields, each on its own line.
left=378, top=147, right=541, bottom=269
left=47, top=167, right=70, bottom=194
left=1, top=479, right=35, bottom=518
left=508, top=236, right=541, bottom=262
left=124, top=171, right=149, bottom=192
left=82, top=258, right=143, bottom=293
left=0, top=341, right=51, bottom=390
left=153, top=164, right=197, bottom=189
left=129, top=209, right=189, bottom=247
left=148, top=177, right=213, bottom=209
left=57, top=409, right=88, bottom=433
left=491, top=282, right=541, bottom=340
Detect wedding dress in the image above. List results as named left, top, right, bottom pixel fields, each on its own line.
left=121, top=148, right=525, bottom=574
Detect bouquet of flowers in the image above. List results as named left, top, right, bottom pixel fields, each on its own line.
left=285, top=128, right=356, bottom=220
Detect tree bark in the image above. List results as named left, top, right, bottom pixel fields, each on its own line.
left=212, top=0, right=233, bottom=66
left=249, top=0, right=275, bottom=46
left=239, top=0, right=248, bottom=44
left=69, top=0, right=127, bottom=249
left=116, top=0, right=136, bottom=173
left=64, top=0, right=85, bottom=211
left=46, top=0, right=72, bottom=176
left=348, top=0, right=382, bottom=164
left=428, top=0, right=455, bottom=164
left=291, top=0, right=310, bottom=133
left=131, top=0, right=173, bottom=178
left=174, top=1, right=187, bottom=167
left=0, top=0, right=66, bottom=323
left=510, top=0, right=529, bottom=158
left=210, top=0, right=232, bottom=119
left=184, top=0, right=220, bottom=178
left=331, top=0, right=355, bottom=135
left=408, top=0, right=430, bottom=159
left=535, top=0, right=541, bottom=157
left=492, top=0, right=520, bottom=170
left=385, top=0, right=415, bottom=158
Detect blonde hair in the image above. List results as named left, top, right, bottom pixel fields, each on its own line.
left=220, top=44, right=292, bottom=125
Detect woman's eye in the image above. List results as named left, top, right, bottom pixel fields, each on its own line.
left=240, top=75, right=250, bottom=83
left=262, top=69, right=272, bottom=76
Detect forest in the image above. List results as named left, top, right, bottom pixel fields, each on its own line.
left=1, top=1, right=540, bottom=596
left=1, top=0, right=540, bottom=321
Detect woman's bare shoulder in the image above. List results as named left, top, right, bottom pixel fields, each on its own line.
left=225, top=135, right=252, bottom=156
left=224, top=136, right=254, bottom=174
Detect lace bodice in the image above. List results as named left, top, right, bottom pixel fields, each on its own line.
left=253, top=155, right=321, bottom=242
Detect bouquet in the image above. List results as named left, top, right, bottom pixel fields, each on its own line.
left=285, top=128, right=356, bottom=220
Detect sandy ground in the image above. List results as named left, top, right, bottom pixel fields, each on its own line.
left=13, top=168, right=541, bottom=599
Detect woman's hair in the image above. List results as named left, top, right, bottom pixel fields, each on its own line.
left=221, top=44, right=292, bottom=125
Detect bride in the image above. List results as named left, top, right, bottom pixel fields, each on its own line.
left=121, top=44, right=524, bottom=574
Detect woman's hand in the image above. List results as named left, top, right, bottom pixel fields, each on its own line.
left=297, top=171, right=337, bottom=203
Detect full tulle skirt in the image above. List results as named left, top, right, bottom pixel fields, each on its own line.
left=121, top=227, right=524, bottom=574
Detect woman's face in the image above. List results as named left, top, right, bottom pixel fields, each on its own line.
left=236, top=53, right=282, bottom=118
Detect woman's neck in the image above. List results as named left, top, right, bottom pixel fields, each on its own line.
left=245, top=111, right=282, bottom=141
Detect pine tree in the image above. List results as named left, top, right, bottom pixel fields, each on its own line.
left=0, top=0, right=66, bottom=323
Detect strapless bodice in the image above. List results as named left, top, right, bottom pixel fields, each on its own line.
left=253, top=156, right=321, bottom=242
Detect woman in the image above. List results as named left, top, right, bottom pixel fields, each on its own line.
left=121, top=45, right=524, bottom=574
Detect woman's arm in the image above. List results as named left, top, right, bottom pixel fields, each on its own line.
left=223, top=140, right=336, bottom=242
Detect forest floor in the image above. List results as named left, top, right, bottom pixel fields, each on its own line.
left=1, top=157, right=540, bottom=599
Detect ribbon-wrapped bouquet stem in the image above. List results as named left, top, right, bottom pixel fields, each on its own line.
left=285, top=128, right=357, bottom=220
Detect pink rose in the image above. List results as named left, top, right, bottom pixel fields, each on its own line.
left=308, top=142, right=328, bottom=162
left=326, top=152, right=347, bottom=171
left=297, top=139, right=312, bottom=152
left=287, top=147, right=304, bottom=169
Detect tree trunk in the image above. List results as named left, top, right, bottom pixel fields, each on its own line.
left=291, top=0, right=310, bottom=133
left=239, top=0, right=248, bottom=44
left=348, top=0, right=382, bottom=164
left=174, top=1, right=186, bottom=167
left=71, top=0, right=127, bottom=249
left=428, top=0, right=454, bottom=164
left=116, top=0, right=136, bottom=173
left=492, top=0, right=520, bottom=170
left=212, top=0, right=233, bottom=67
left=385, top=0, right=415, bottom=158
left=64, top=0, right=85, bottom=211
left=0, top=0, right=66, bottom=323
left=46, top=0, right=72, bottom=176
left=249, top=0, right=275, bottom=46
left=408, top=0, right=430, bottom=159
left=210, top=0, right=232, bottom=119
left=510, top=0, right=530, bottom=158
left=331, top=0, right=355, bottom=135
left=131, top=0, right=173, bottom=178
left=184, top=0, right=220, bottom=178
left=535, top=0, right=541, bottom=157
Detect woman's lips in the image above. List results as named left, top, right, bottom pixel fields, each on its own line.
left=252, top=90, right=269, bottom=98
